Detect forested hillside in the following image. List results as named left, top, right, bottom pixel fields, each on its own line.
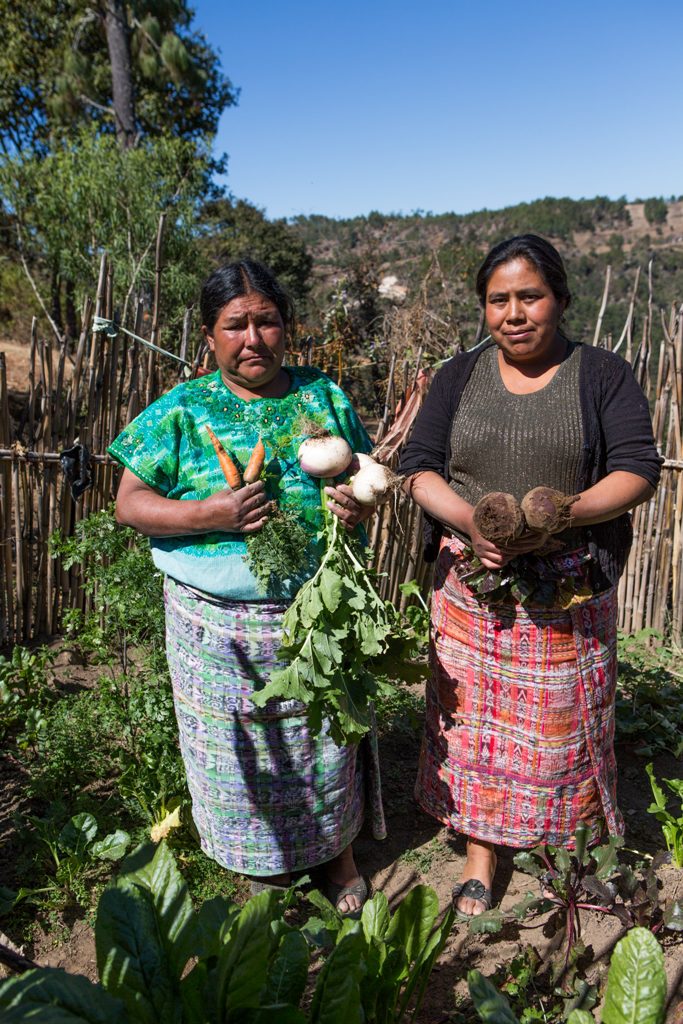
left=292, top=195, right=683, bottom=348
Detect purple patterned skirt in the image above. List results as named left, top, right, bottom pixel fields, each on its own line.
left=164, top=577, right=386, bottom=875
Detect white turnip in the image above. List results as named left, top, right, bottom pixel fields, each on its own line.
left=348, top=452, right=376, bottom=474
left=350, top=463, right=401, bottom=506
left=298, top=435, right=353, bottom=478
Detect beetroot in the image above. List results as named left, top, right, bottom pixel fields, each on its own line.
left=521, top=486, right=579, bottom=535
left=472, top=492, right=525, bottom=545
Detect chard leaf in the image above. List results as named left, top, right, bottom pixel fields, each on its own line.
left=309, top=932, right=366, bottom=1024
left=0, top=969, right=127, bottom=1023
left=601, top=927, right=666, bottom=1024
left=301, top=916, right=339, bottom=948
left=215, top=890, right=281, bottom=1013
left=385, top=884, right=438, bottom=965
left=96, top=880, right=179, bottom=1024
left=243, top=1008, right=307, bottom=1023
left=111, top=841, right=197, bottom=979
left=59, top=813, right=98, bottom=854
left=91, top=830, right=130, bottom=862
left=194, top=895, right=239, bottom=959
left=179, top=962, right=209, bottom=1024
left=263, top=930, right=309, bottom=1007
left=306, top=889, right=343, bottom=927
left=646, top=763, right=668, bottom=810
left=467, top=969, right=519, bottom=1023
left=361, top=891, right=391, bottom=942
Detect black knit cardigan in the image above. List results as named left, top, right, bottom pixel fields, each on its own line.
left=398, top=341, right=663, bottom=589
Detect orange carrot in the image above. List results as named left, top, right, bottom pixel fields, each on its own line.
left=206, top=425, right=242, bottom=489
left=243, top=438, right=266, bottom=484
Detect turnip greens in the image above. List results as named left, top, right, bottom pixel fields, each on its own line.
left=252, top=493, right=426, bottom=745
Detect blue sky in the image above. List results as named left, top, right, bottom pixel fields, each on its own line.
left=194, top=0, right=683, bottom=220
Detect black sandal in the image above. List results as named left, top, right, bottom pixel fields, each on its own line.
left=451, top=878, right=494, bottom=919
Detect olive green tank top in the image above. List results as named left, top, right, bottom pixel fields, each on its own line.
left=448, top=342, right=584, bottom=542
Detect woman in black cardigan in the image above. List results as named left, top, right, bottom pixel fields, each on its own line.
left=399, top=235, right=661, bottom=918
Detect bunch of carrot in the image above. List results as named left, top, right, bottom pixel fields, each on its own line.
left=205, top=424, right=309, bottom=595
left=206, top=425, right=265, bottom=488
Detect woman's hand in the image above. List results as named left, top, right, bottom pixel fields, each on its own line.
left=201, top=481, right=272, bottom=533
left=324, top=483, right=375, bottom=532
left=115, top=468, right=272, bottom=536
left=469, top=522, right=549, bottom=569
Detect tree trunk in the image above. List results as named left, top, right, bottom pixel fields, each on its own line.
left=104, top=0, right=136, bottom=149
left=65, top=279, right=79, bottom=342
left=50, top=267, right=64, bottom=334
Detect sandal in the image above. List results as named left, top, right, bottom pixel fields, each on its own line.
left=324, top=876, right=369, bottom=920
left=451, top=878, right=494, bottom=919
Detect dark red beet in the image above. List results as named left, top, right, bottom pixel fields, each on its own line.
left=521, top=486, right=579, bottom=534
left=472, top=492, right=525, bottom=544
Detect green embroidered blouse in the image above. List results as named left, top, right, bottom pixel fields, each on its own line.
left=108, top=366, right=371, bottom=600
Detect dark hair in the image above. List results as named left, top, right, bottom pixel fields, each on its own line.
left=200, top=258, right=296, bottom=335
left=475, top=234, right=572, bottom=310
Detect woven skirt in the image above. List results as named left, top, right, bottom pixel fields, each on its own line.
left=415, top=537, right=623, bottom=848
left=164, top=577, right=386, bottom=875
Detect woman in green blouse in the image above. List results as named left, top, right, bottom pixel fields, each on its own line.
left=109, top=260, right=383, bottom=915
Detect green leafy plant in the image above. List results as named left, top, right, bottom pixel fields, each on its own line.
left=245, top=506, right=311, bottom=595
left=472, top=945, right=597, bottom=1024
left=467, top=927, right=666, bottom=1024
left=49, top=508, right=186, bottom=823
left=615, top=630, right=683, bottom=757
left=473, top=821, right=683, bottom=981
left=252, top=492, right=427, bottom=745
left=0, top=645, right=56, bottom=749
left=26, top=811, right=131, bottom=897
left=646, top=763, right=683, bottom=868
left=0, top=842, right=452, bottom=1024
left=457, top=546, right=593, bottom=609
left=50, top=507, right=166, bottom=675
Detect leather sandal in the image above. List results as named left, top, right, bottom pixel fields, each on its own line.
left=325, top=876, right=369, bottom=919
left=451, top=878, right=494, bottom=919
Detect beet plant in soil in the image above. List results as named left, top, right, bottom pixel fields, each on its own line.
left=468, top=926, right=667, bottom=1024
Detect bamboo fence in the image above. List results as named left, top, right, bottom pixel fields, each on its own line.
left=0, top=260, right=682, bottom=648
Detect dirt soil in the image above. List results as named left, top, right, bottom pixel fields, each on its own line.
left=2, top=670, right=683, bottom=1022
left=355, top=727, right=683, bottom=1022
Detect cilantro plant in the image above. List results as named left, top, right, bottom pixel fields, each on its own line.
left=252, top=492, right=427, bottom=745
left=245, top=506, right=311, bottom=595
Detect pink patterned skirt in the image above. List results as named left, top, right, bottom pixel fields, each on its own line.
left=415, top=536, right=623, bottom=848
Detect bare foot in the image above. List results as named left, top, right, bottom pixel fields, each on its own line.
left=453, top=838, right=497, bottom=916
left=325, top=843, right=364, bottom=915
